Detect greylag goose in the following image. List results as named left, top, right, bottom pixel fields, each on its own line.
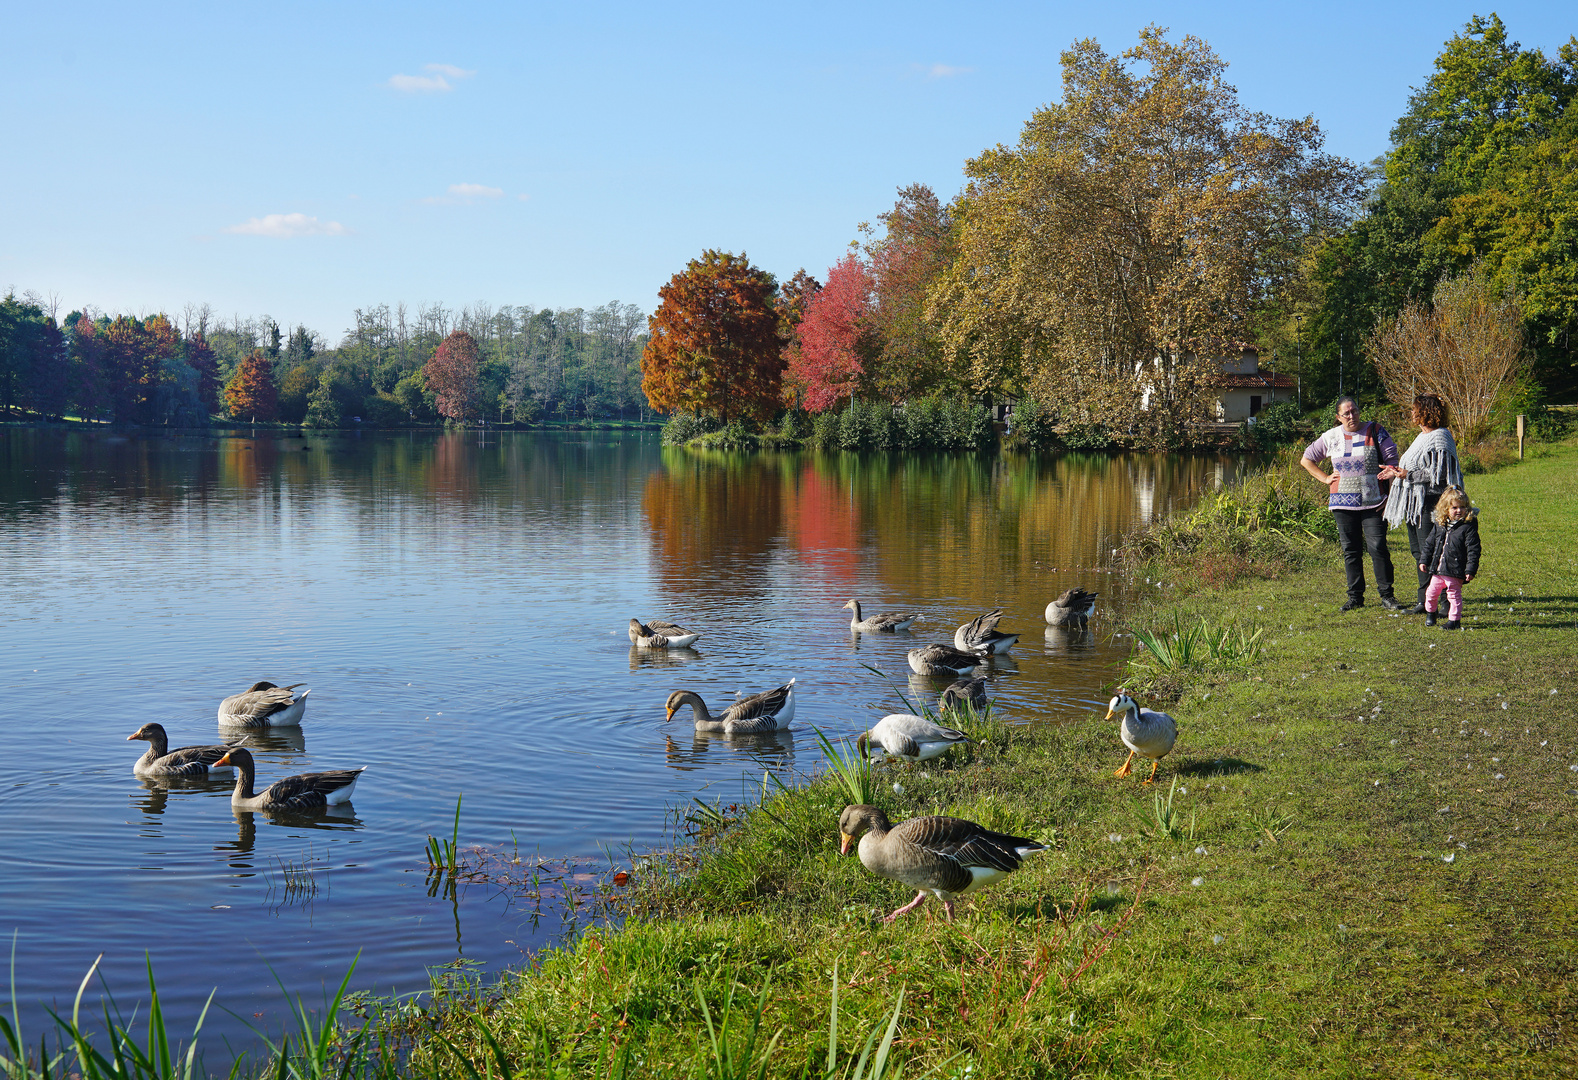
left=210, top=747, right=365, bottom=811
left=954, top=609, right=1018, bottom=655
left=629, top=618, right=700, bottom=648
left=126, top=723, right=236, bottom=778
left=907, top=644, right=983, bottom=677
left=218, top=681, right=309, bottom=728
left=857, top=714, right=970, bottom=762
left=664, top=679, right=796, bottom=734
left=938, top=677, right=988, bottom=715
left=1045, top=588, right=1098, bottom=627
left=838, top=804, right=1044, bottom=922
left=1106, top=691, right=1178, bottom=782
left=842, top=600, right=921, bottom=633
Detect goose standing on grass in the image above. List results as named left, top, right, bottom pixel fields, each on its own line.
left=907, top=644, right=984, bottom=677
left=1106, top=691, right=1178, bottom=783
left=210, top=746, right=365, bottom=811
left=954, top=609, right=1019, bottom=655
left=664, top=679, right=795, bottom=734
left=938, top=677, right=988, bottom=715
left=843, top=599, right=921, bottom=633
left=217, top=681, right=309, bottom=728
left=629, top=618, right=700, bottom=649
left=857, top=714, right=970, bottom=763
left=838, top=805, right=1044, bottom=922
left=126, top=723, right=236, bottom=778
left=1045, top=588, right=1099, bottom=628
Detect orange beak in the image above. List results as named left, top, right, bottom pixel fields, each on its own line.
left=839, top=832, right=854, bottom=856
left=126, top=732, right=139, bottom=741
left=664, top=706, right=676, bottom=722
left=212, top=751, right=233, bottom=767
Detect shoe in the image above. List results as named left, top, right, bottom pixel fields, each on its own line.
left=1380, top=596, right=1405, bottom=611
left=1444, top=619, right=1461, bottom=630
left=1425, top=613, right=1437, bottom=627
left=1408, top=603, right=1426, bottom=615
left=1339, top=598, right=1364, bottom=612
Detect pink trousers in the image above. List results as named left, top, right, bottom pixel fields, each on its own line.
left=1426, top=574, right=1463, bottom=620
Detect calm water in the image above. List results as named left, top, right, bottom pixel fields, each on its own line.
left=0, top=428, right=1253, bottom=1050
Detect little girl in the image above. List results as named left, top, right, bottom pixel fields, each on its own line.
left=1419, top=487, right=1480, bottom=630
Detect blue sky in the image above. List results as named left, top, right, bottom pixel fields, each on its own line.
left=2, top=1, right=1573, bottom=342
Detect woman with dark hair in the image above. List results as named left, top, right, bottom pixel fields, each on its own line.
left=1300, top=396, right=1402, bottom=611
left=1381, top=393, right=1464, bottom=613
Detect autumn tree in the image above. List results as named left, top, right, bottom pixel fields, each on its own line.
left=785, top=254, right=877, bottom=411
left=862, top=184, right=956, bottom=399
left=641, top=250, right=783, bottom=425
left=424, top=330, right=482, bottom=422
left=932, top=28, right=1364, bottom=445
left=185, top=332, right=221, bottom=414
left=225, top=348, right=278, bottom=420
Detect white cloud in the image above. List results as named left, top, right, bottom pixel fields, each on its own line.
left=388, top=63, right=476, bottom=93
left=225, top=213, right=349, bottom=238
left=926, top=63, right=973, bottom=78
left=448, top=183, right=502, bottom=199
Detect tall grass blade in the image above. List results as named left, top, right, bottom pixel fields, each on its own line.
left=813, top=727, right=873, bottom=805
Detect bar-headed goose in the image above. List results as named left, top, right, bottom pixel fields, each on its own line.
left=211, top=747, right=365, bottom=811
left=856, top=714, right=970, bottom=762
left=126, top=723, right=236, bottom=778
left=664, top=679, right=795, bottom=734
left=906, top=644, right=984, bottom=677
left=842, top=600, right=921, bottom=633
left=954, top=609, right=1018, bottom=655
left=629, top=618, right=700, bottom=648
left=1106, top=691, right=1178, bottom=783
left=1045, top=588, right=1098, bottom=627
left=838, top=805, right=1044, bottom=922
left=218, top=681, right=309, bottom=728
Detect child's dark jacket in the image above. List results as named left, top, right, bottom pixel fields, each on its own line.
left=1423, top=515, right=1481, bottom=579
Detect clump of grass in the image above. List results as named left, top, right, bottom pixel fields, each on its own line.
left=814, top=728, right=874, bottom=806
left=267, top=846, right=324, bottom=907
left=1124, top=614, right=1263, bottom=701
left=424, top=794, right=463, bottom=897
left=1138, top=777, right=1194, bottom=841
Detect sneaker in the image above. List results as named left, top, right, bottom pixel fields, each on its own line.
left=1380, top=596, right=1405, bottom=611
left=1425, top=612, right=1438, bottom=627
left=1444, top=619, right=1461, bottom=630
left=1340, top=598, right=1364, bottom=612
left=1408, top=603, right=1427, bottom=615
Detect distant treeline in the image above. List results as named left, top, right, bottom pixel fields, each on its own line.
left=0, top=295, right=650, bottom=427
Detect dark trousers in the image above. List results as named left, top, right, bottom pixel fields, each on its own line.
left=1334, top=507, right=1394, bottom=602
left=1405, top=491, right=1443, bottom=605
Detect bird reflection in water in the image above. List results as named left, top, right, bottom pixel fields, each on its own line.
left=227, top=727, right=307, bottom=754
left=662, top=727, right=797, bottom=772
left=628, top=645, right=701, bottom=672
left=219, top=805, right=363, bottom=866
left=1044, top=624, right=1097, bottom=654
left=130, top=773, right=235, bottom=818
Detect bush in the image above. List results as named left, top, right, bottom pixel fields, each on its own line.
left=1060, top=423, right=1116, bottom=450
left=1005, top=396, right=1063, bottom=453
left=661, top=411, right=721, bottom=445
left=361, top=392, right=406, bottom=428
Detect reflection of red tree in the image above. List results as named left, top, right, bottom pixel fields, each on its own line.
left=427, top=431, right=477, bottom=503
left=784, top=461, right=859, bottom=584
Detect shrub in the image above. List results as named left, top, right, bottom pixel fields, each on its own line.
left=1005, top=395, right=1063, bottom=453
left=661, top=411, right=722, bottom=445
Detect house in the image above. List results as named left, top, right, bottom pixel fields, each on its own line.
left=1212, top=346, right=1297, bottom=423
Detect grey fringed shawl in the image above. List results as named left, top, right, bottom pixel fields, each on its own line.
left=1383, top=427, right=1464, bottom=527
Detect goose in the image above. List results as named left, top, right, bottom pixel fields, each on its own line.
left=1045, top=588, right=1098, bottom=627
left=938, top=677, right=988, bottom=715
left=838, top=804, right=1044, bottom=922
left=907, top=644, right=984, bottom=677
left=218, top=681, right=309, bottom=728
left=210, top=746, right=365, bottom=811
left=664, top=679, right=796, bottom=734
left=126, top=723, right=236, bottom=778
left=629, top=618, right=700, bottom=649
left=842, top=600, right=921, bottom=633
left=857, top=714, right=970, bottom=762
left=954, top=609, right=1018, bottom=655
left=1106, top=691, right=1178, bottom=783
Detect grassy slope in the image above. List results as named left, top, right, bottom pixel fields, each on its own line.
left=420, top=442, right=1578, bottom=1079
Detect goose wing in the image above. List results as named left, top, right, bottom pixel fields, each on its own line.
left=894, top=816, right=1042, bottom=871
left=866, top=611, right=921, bottom=631
left=872, top=714, right=967, bottom=758
left=955, top=609, right=1002, bottom=647
left=220, top=684, right=302, bottom=722
left=721, top=680, right=795, bottom=733
left=149, top=744, right=234, bottom=777
left=648, top=620, right=693, bottom=638
left=261, top=768, right=365, bottom=810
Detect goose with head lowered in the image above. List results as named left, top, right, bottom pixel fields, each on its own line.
left=856, top=714, right=970, bottom=763
left=629, top=618, right=700, bottom=648
left=938, top=677, right=988, bottom=716
left=210, top=746, right=365, bottom=811
left=838, top=805, right=1044, bottom=922
left=954, top=609, right=1019, bottom=655
left=842, top=599, right=921, bottom=633
left=126, top=723, right=236, bottom=778
left=664, top=678, right=795, bottom=734
left=906, top=643, right=984, bottom=677
left=1106, top=691, right=1178, bottom=783
left=1045, top=588, right=1098, bottom=628
left=218, top=681, right=309, bottom=728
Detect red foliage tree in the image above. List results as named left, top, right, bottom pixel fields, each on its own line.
left=641, top=250, right=783, bottom=424
left=225, top=348, right=278, bottom=420
left=786, top=253, right=876, bottom=411
left=423, top=330, right=482, bottom=422
left=185, top=332, right=221, bottom=414
left=100, top=314, right=180, bottom=424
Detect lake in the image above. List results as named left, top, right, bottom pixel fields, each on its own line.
left=0, top=427, right=1254, bottom=1052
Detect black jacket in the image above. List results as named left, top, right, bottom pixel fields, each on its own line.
left=1423, top=515, right=1481, bottom=579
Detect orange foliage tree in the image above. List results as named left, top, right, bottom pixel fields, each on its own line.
left=424, top=330, right=482, bottom=422
left=641, top=250, right=782, bottom=424
left=225, top=349, right=278, bottom=420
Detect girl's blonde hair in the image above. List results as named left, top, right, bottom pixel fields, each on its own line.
left=1432, top=486, right=1474, bottom=526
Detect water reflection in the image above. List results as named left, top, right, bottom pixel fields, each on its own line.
left=222, top=806, right=365, bottom=860
left=627, top=645, right=700, bottom=671
left=1043, top=624, right=1098, bottom=654
left=662, top=729, right=798, bottom=772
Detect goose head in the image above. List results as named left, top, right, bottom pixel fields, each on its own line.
left=211, top=746, right=255, bottom=771
left=1106, top=692, right=1138, bottom=720
left=663, top=690, right=704, bottom=721
left=838, top=804, right=889, bottom=855
left=126, top=723, right=167, bottom=743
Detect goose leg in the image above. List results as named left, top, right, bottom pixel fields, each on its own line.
left=942, top=900, right=956, bottom=922
left=1114, top=751, right=1135, bottom=778
left=1143, top=758, right=1161, bottom=785
left=883, top=891, right=929, bottom=922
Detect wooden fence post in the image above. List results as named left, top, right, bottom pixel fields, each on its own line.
left=1517, top=414, right=1526, bottom=459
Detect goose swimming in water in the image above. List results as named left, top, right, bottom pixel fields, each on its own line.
left=126, top=723, right=236, bottom=778
left=954, top=609, right=1018, bottom=655
left=1045, top=588, right=1098, bottom=628
left=842, top=599, right=921, bottom=633
left=210, top=746, right=365, bottom=811
left=629, top=618, right=700, bottom=648
left=664, top=679, right=796, bottom=734
left=217, top=682, right=309, bottom=728
left=907, top=644, right=984, bottom=677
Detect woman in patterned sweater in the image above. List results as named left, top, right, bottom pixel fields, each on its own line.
left=1299, top=396, right=1403, bottom=612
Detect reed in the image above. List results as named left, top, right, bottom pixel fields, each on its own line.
left=424, top=795, right=463, bottom=875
